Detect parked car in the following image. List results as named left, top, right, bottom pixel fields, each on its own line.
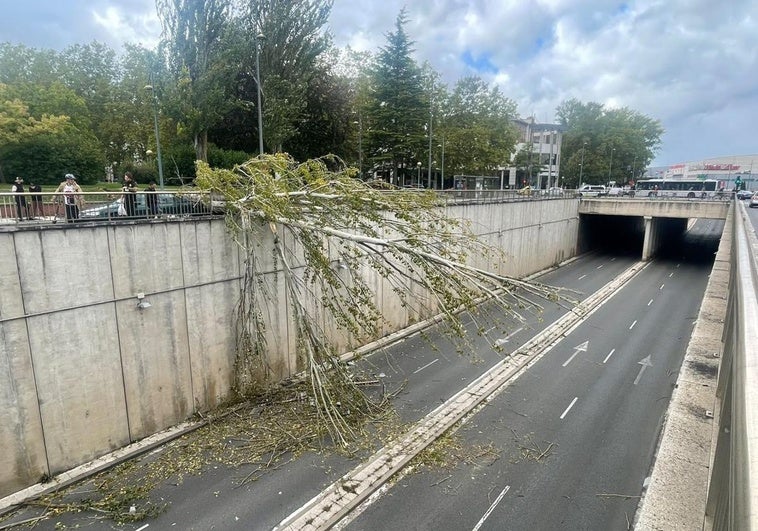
left=750, top=192, right=758, bottom=208
left=736, top=189, right=753, bottom=200
left=543, top=186, right=564, bottom=196
left=577, top=184, right=607, bottom=197
left=80, top=193, right=211, bottom=219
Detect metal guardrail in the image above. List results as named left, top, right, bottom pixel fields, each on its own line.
left=705, top=202, right=758, bottom=529
left=0, top=190, right=220, bottom=227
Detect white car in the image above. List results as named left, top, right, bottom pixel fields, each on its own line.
left=577, top=184, right=607, bottom=197
left=750, top=192, right=758, bottom=208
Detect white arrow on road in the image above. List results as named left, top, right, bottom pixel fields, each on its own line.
left=634, top=355, right=654, bottom=385
left=562, top=341, right=589, bottom=367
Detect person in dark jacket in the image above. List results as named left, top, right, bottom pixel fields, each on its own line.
left=122, top=172, right=138, bottom=217
left=11, top=177, right=29, bottom=221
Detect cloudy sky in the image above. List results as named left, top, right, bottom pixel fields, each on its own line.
left=1, top=0, right=757, bottom=168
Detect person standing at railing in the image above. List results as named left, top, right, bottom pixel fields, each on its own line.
left=28, top=182, right=43, bottom=219
left=145, top=181, right=159, bottom=218
left=54, top=174, right=84, bottom=222
left=11, top=177, right=30, bottom=221
left=122, top=172, right=138, bottom=217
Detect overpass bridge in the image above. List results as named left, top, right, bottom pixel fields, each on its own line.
left=578, top=197, right=730, bottom=260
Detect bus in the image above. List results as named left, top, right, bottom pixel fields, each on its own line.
left=632, top=178, right=722, bottom=198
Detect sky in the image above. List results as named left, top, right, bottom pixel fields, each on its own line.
left=1, top=0, right=757, bottom=168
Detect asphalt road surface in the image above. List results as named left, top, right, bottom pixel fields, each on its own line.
left=4, top=219, right=722, bottom=530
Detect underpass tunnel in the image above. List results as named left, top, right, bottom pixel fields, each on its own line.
left=578, top=214, right=721, bottom=263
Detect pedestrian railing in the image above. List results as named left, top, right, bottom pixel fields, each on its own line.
left=0, top=190, right=221, bottom=226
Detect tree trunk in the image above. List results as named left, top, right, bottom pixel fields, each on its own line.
left=195, top=130, right=208, bottom=162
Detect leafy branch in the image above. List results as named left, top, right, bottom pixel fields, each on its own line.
left=195, top=153, right=572, bottom=445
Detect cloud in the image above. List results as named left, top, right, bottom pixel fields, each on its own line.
left=3, top=0, right=757, bottom=166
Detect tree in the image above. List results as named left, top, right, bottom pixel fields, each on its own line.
left=157, top=0, right=235, bottom=161
left=556, top=98, right=663, bottom=187
left=366, top=9, right=427, bottom=184
left=443, top=76, right=518, bottom=176
left=195, top=153, right=567, bottom=444
left=236, top=0, right=334, bottom=154
left=0, top=85, right=104, bottom=183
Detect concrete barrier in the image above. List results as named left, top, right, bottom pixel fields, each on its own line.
left=0, top=198, right=580, bottom=500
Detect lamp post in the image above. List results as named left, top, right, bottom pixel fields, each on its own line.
left=608, top=146, right=616, bottom=184
left=579, top=141, right=587, bottom=186
left=439, top=137, right=445, bottom=189
left=353, top=116, right=362, bottom=176
left=417, top=161, right=422, bottom=187
left=255, top=33, right=265, bottom=155
left=144, top=78, right=164, bottom=190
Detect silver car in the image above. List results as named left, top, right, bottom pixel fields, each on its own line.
left=750, top=192, right=758, bottom=208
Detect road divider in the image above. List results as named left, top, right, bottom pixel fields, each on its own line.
left=275, top=260, right=649, bottom=530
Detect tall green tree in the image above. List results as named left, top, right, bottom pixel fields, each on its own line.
left=556, top=98, right=663, bottom=187
left=366, top=8, right=427, bottom=184
left=443, top=76, right=518, bottom=176
left=237, top=0, right=333, bottom=154
left=157, top=0, right=234, bottom=161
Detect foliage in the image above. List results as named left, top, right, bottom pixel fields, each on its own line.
left=442, top=76, right=519, bottom=176
left=556, top=98, right=664, bottom=187
left=157, top=0, right=236, bottom=161
left=195, top=153, right=566, bottom=445
left=0, top=81, right=107, bottom=184
left=365, top=8, right=427, bottom=183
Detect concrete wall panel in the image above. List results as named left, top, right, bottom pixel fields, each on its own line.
left=30, top=305, right=129, bottom=474
left=185, top=281, right=238, bottom=410
left=0, top=320, right=47, bottom=498
left=117, top=292, right=194, bottom=441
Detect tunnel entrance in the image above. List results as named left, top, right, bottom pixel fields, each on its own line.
left=578, top=214, right=724, bottom=265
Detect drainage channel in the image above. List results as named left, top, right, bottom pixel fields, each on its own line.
left=275, top=260, right=649, bottom=530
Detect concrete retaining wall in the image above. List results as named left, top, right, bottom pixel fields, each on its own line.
left=0, top=198, right=579, bottom=498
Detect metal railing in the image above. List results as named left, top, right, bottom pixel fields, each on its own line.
left=705, top=202, right=758, bottom=529
left=0, top=190, right=221, bottom=227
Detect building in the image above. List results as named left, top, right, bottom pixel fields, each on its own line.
left=508, top=117, right=566, bottom=189
left=648, top=154, right=758, bottom=190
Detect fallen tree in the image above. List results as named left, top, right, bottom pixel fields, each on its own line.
left=195, top=153, right=571, bottom=446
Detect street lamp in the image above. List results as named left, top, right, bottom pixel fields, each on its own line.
left=608, top=147, right=616, bottom=184
left=417, top=161, right=422, bottom=187
left=579, top=141, right=587, bottom=186
left=144, top=78, right=164, bottom=189
left=255, top=33, right=265, bottom=155
left=353, top=116, right=362, bottom=176
left=438, top=137, right=446, bottom=189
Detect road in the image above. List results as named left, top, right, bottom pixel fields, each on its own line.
left=340, top=221, right=721, bottom=530
left=5, top=219, right=722, bottom=530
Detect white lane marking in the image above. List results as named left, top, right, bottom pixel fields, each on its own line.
left=562, top=350, right=579, bottom=367
left=471, top=485, right=511, bottom=531
left=560, top=397, right=579, bottom=419
left=647, top=299, right=654, bottom=306
left=578, top=274, right=587, bottom=280
left=562, top=341, right=589, bottom=367
left=135, top=525, right=150, bottom=531
left=484, top=325, right=497, bottom=334
left=634, top=355, right=654, bottom=385
left=413, top=358, right=439, bottom=374
left=494, top=326, right=524, bottom=347
left=629, top=320, right=637, bottom=330
left=603, top=349, right=616, bottom=364
left=659, top=284, right=665, bottom=290
left=596, top=264, right=604, bottom=269
left=611, top=257, right=616, bottom=261
left=669, top=272, right=674, bottom=278
left=676, top=263, right=680, bottom=268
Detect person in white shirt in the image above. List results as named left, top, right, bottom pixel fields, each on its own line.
left=54, top=174, right=84, bottom=222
